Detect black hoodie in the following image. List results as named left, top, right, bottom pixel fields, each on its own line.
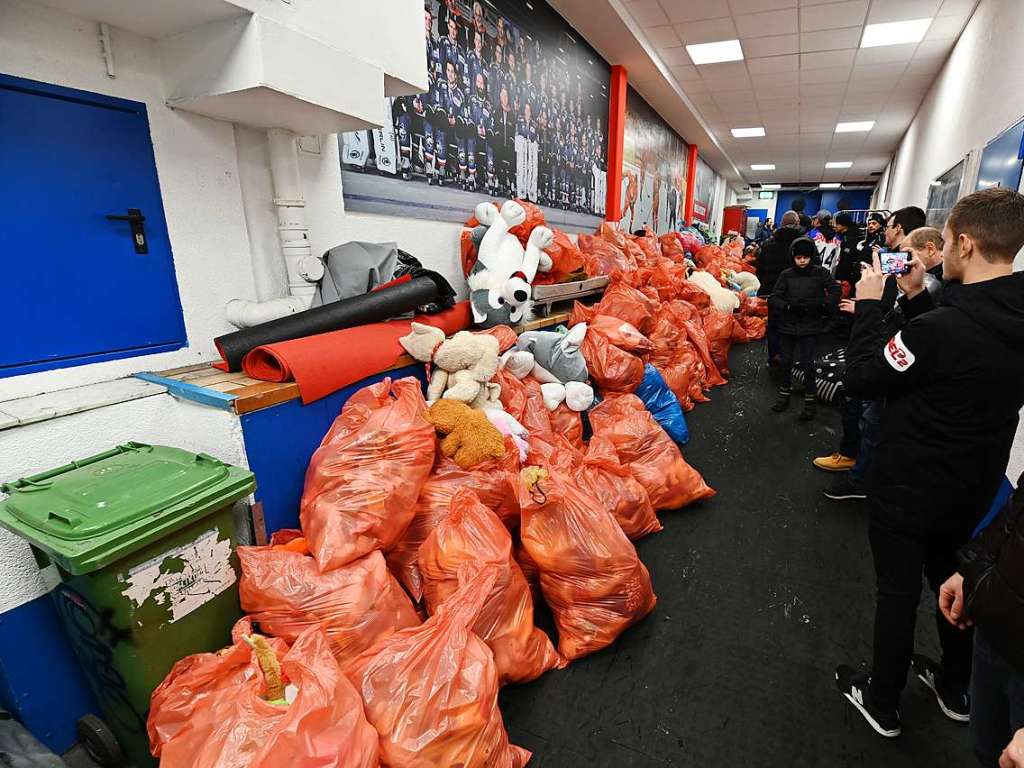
left=845, top=272, right=1024, bottom=535
left=756, top=225, right=803, bottom=296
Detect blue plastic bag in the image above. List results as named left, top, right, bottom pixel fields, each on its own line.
left=635, top=364, right=689, bottom=445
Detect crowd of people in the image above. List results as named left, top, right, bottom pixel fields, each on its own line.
left=375, top=0, right=608, bottom=213
left=753, top=188, right=1024, bottom=767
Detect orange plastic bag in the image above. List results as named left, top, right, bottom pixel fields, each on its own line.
left=348, top=567, right=530, bottom=768
left=739, top=314, right=767, bottom=340
left=581, top=324, right=645, bottom=393
left=590, top=395, right=715, bottom=511
left=578, top=234, right=635, bottom=276
left=387, top=445, right=520, bottom=601
left=694, top=244, right=726, bottom=268
left=534, top=230, right=586, bottom=285
left=676, top=280, right=712, bottom=310
left=239, top=534, right=420, bottom=668
left=569, top=300, right=598, bottom=327
left=595, top=281, right=658, bottom=334
left=517, top=459, right=657, bottom=660
left=301, top=377, right=436, bottom=571
left=477, top=325, right=519, bottom=352
left=149, top=620, right=379, bottom=768
left=632, top=234, right=661, bottom=263
left=658, top=232, right=686, bottom=263
left=577, top=436, right=661, bottom=540
left=419, top=488, right=563, bottom=685
left=586, top=315, right=653, bottom=356
left=701, top=308, right=736, bottom=379
left=681, top=313, right=727, bottom=388
left=548, top=403, right=583, bottom=449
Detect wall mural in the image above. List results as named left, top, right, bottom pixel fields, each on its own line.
left=618, top=86, right=688, bottom=236
left=340, top=0, right=610, bottom=232
left=692, top=155, right=719, bottom=225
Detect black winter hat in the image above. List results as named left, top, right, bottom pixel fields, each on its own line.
left=790, top=236, right=817, bottom=260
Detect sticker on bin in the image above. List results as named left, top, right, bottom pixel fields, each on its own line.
left=119, top=530, right=236, bottom=624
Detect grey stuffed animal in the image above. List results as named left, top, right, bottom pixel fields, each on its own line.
left=515, top=326, right=588, bottom=384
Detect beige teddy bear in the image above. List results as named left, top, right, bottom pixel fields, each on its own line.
left=399, top=323, right=501, bottom=409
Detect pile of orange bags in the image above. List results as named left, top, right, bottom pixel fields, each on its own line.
left=590, top=395, right=715, bottom=512
left=580, top=316, right=650, bottom=393
left=418, top=488, right=563, bottom=684
left=386, top=445, right=520, bottom=601
left=347, top=567, right=530, bottom=768
left=518, top=444, right=657, bottom=660
left=148, top=619, right=379, bottom=768
left=576, top=436, right=662, bottom=540
left=238, top=532, right=420, bottom=667
left=300, top=377, right=436, bottom=571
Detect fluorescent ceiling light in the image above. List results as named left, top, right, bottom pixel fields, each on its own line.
left=836, top=121, right=874, bottom=133
left=760, top=184, right=781, bottom=190
left=826, top=161, right=853, bottom=169
left=751, top=164, right=776, bottom=170
left=819, top=183, right=842, bottom=189
left=930, top=180, right=942, bottom=186
left=731, top=126, right=766, bottom=138
left=686, top=39, right=744, bottom=65
left=861, top=18, right=932, bottom=48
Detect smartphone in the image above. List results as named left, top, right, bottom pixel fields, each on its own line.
left=879, top=250, right=911, bottom=275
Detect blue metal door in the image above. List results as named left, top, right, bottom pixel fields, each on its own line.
left=0, top=74, right=187, bottom=377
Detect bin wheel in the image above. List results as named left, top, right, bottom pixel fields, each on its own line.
left=76, top=715, right=124, bottom=767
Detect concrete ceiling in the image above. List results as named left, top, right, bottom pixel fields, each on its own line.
left=551, top=0, right=978, bottom=189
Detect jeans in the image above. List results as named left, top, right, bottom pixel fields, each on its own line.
left=850, top=400, right=881, bottom=489
left=780, top=334, right=816, bottom=391
left=971, top=630, right=1024, bottom=767
left=867, top=516, right=975, bottom=711
left=839, top=396, right=863, bottom=458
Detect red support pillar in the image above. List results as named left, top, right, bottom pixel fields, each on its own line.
left=604, top=65, right=628, bottom=223
left=684, top=143, right=698, bottom=226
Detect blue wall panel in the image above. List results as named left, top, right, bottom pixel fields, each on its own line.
left=240, top=365, right=427, bottom=535
left=0, top=594, right=98, bottom=753
left=775, top=190, right=873, bottom=219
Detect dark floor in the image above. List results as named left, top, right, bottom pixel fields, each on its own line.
left=500, top=340, right=975, bottom=767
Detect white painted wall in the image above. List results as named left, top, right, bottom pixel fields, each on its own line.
left=885, top=0, right=1024, bottom=209
left=0, top=394, right=248, bottom=614
left=0, top=0, right=258, bottom=400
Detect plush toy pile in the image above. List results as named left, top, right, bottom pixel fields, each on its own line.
left=149, top=203, right=768, bottom=767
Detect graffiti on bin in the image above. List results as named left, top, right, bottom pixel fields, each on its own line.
left=55, top=585, right=147, bottom=735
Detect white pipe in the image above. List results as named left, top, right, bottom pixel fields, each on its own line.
left=225, top=128, right=324, bottom=328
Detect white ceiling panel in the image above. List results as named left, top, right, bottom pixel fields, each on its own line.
left=799, top=0, right=868, bottom=32
left=658, top=0, right=731, bottom=23
left=801, top=48, right=857, bottom=69
left=852, top=62, right=910, bottom=79
left=914, top=39, right=956, bottom=59
left=866, top=0, right=942, bottom=23
left=735, top=8, right=799, bottom=37
left=924, top=14, right=967, bottom=39
left=748, top=54, right=800, bottom=73
left=904, top=56, right=944, bottom=75
left=742, top=33, right=801, bottom=57
left=800, top=66, right=854, bottom=84
left=625, top=0, right=669, bottom=25
left=728, top=0, right=798, bottom=12
left=658, top=46, right=693, bottom=66
left=672, top=16, right=738, bottom=43
left=799, top=26, right=862, bottom=51
left=938, top=0, right=979, bottom=15
left=855, top=43, right=919, bottom=66
left=643, top=25, right=683, bottom=47
left=669, top=64, right=702, bottom=82
left=699, top=60, right=753, bottom=78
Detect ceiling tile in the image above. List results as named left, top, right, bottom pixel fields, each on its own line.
left=699, top=60, right=751, bottom=78
left=903, top=56, right=943, bottom=75
left=735, top=8, right=798, bottom=38
left=852, top=62, right=909, bottom=80
left=670, top=64, right=702, bottom=82
left=855, top=43, right=918, bottom=66
left=846, top=76, right=895, bottom=94
left=938, top=0, right=978, bottom=15
left=683, top=79, right=711, bottom=95
left=658, top=46, right=693, bottom=65
left=728, top=0, right=798, bottom=12
left=702, top=72, right=754, bottom=91
left=757, top=89, right=802, bottom=104
left=799, top=0, right=867, bottom=31
left=748, top=54, right=800, bottom=73
left=866, top=0, right=942, bottom=23
left=660, top=0, right=732, bottom=23
left=742, top=33, right=800, bottom=57
left=800, top=65, right=853, bottom=84
left=801, top=48, right=856, bottom=69
left=924, top=14, right=965, bottom=39
left=799, top=26, right=862, bottom=51
left=914, top=39, right=955, bottom=59
left=643, top=25, right=682, bottom=47
left=673, top=16, right=738, bottom=43
left=624, top=0, right=669, bottom=26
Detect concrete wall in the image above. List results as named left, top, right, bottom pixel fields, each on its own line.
left=885, top=0, right=1024, bottom=210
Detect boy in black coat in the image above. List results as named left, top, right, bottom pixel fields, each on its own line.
left=768, top=237, right=840, bottom=420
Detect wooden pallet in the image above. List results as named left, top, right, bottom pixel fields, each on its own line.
left=140, top=310, right=575, bottom=414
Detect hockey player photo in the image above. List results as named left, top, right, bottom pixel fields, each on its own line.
left=340, top=0, right=610, bottom=231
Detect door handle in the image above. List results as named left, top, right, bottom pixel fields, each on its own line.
left=105, top=208, right=148, bottom=254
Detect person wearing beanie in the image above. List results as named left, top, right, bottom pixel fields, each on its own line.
left=768, top=236, right=841, bottom=420
left=856, top=212, right=887, bottom=261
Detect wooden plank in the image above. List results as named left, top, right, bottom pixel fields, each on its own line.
left=233, top=382, right=302, bottom=414
left=180, top=370, right=242, bottom=386
left=154, top=362, right=213, bottom=378
left=134, top=372, right=236, bottom=410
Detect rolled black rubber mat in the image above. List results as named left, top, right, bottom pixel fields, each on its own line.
left=214, top=271, right=453, bottom=371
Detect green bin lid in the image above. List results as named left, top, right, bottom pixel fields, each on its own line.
left=0, top=442, right=255, bottom=575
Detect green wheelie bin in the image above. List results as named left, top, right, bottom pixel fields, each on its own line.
left=0, top=442, right=256, bottom=767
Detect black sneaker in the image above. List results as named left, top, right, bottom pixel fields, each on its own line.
left=912, top=655, right=970, bottom=723
left=835, top=665, right=902, bottom=737
left=824, top=476, right=867, bottom=501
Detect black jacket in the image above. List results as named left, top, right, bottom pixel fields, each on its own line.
left=756, top=225, right=803, bottom=297
left=835, top=225, right=864, bottom=286
left=769, top=265, right=840, bottom=336
left=845, top=272, right=1024, bottom=535
left=961, top=474, right=1024, bottom=674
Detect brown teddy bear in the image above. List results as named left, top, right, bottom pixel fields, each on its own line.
left=427, top=399, right=506, bottom=469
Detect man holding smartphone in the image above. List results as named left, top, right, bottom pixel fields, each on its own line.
left=834, top=188, right=1024, bottom=739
